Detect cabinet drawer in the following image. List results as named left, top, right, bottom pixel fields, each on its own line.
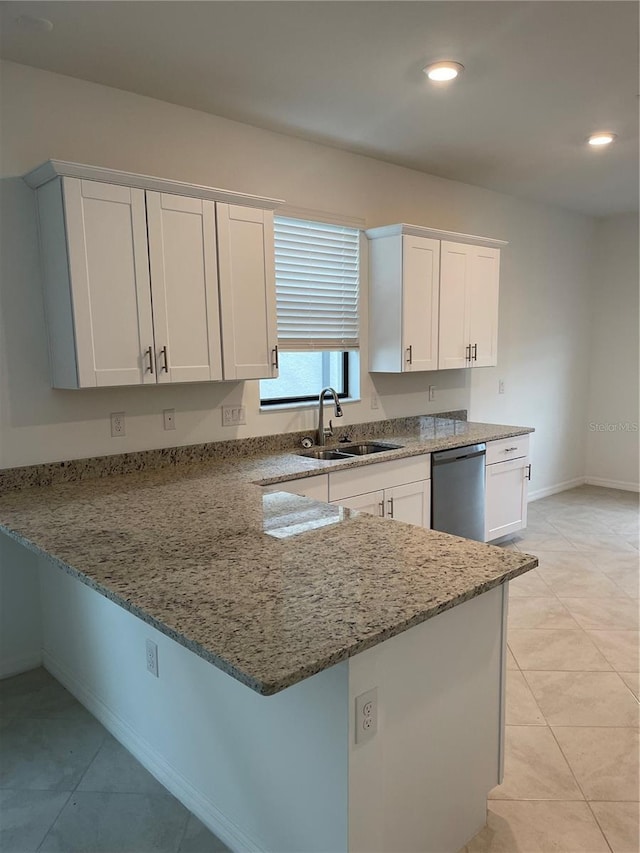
left=486, top=435, right=530, bottom=465
left=263, top=475, right=329, bottom=502
left=329, top=455, right=430, bottom=501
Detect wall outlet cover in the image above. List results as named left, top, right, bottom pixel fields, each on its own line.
left=110, top=412, right=125, bottom=438
left=163, top=408, right=176, bottom=430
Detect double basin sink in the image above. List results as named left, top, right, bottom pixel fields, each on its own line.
left=299, top=442, right=403, bottom=461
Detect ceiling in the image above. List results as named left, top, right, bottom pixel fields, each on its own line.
left=1, top=1, right=638, bottom=216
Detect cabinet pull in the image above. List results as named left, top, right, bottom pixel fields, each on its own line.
left=406, top=345, right=413, bottom=365
left=145, top=346, right=154, bottom=374
left=272, top=345, right=279, bottom=370
left=465, top=344, right=471, bottom=362
left=161, top=346, right=169, bottom=373
left=504, top=446, right=518, bottom=452
left=387, top=497, right=394, bottom=518
left=472, top=343, right=478, bottom=362
left=526, top=463, right=532, bottom=481
left=378, top=500, right=385, bottom=517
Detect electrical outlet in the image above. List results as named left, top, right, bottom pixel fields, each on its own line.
left=163, top=408, right=176, bottom=430
left=222, top=406, right=246, bottom=426
left=370, top=393, right=379, bottom=410
left=145, top=639, right=159, bottom=678
left=428, top=385, right=436, bottom=402
left=355, top=687, right=378, bottom=744
left=110, top=412, right=125, bottom=438
left=498, top=379, right=505, bottom=395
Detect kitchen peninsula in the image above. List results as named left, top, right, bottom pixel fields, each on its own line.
left=0, top=414, right=536, bottom=853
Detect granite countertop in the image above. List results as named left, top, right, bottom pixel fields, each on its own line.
left=0, top=417, right=537, bottom=695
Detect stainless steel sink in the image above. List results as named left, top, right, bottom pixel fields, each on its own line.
left=338, top=442, right=403, bottom=456
left=298, top=449, right=351, bottom=461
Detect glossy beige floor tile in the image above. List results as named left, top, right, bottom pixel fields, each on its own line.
left=590, top=802, right=640, bottom=853
left=523, top=671, right=640, bottom=726
left=559, top=597, right=640, bottom=630
left=462, top=801, right=610, bottom=853
left=508, top=569, right=552, bottom=598
left=587, top=630, right=640, bottom=672
left=565, top=534, right=638, bottom=554
left=511, top=532, right=578, bottom=553
left=506, top=672, right=545, bottom=726
left=489, top=726, right=583, bottom=801
left=597, top=565, right=640, bottom=599
left=508, top=597, right=578, bottom=630
left=508, top=629, right=612, bottom=671
left=537, top=565, right=625, bottom=598
left=552, top=726, right=640, bottom=801
left=506, top=645, right=519, bottom=670
left=619, top=671, right=639, bottom=698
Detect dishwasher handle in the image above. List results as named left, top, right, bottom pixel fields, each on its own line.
left=432, top=443, right=486, bottom=465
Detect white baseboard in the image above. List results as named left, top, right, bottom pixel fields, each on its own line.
left=43, top=651, right=264, bottom=853
left=0, top=651, right=42, bottom=679
left=528, top=477, right=586, bottom=502
left=584, top=477, right=640, bottom=493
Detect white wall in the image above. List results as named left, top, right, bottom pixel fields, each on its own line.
left=0, top=61, right=595, bottom=495
left=586, top=213, right=640, bottom=490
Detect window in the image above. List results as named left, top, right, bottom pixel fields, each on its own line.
left=260, top=216, right=360, bottom=406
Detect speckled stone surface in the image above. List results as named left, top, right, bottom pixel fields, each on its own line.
left=0, top=417, right=537, bottom=695
left=0, top=410, right=470, bottom=493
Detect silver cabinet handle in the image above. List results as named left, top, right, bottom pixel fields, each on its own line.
left=272, top=345, right=279, bottom=370
left=406, top=345, right=413, bottom=365
left=387, top=497, right=394, bottom=518
left=145, top=346, right=154, bottom=374
left=504, top=446, right=518, bottom=452
left=526, top=463, right=532, bottom=481
left=472, top=343, right=478, bottom=362
left=465, top=344, right=471, bottom=362
left=161, top=346, right=169, bottom=373
left=378, top=500, right=385, bottom=517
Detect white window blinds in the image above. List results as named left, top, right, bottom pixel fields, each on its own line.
left=274, top=216, right=360, bottom=351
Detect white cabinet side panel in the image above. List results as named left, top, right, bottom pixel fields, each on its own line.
left=218, top=204, right=277, bottom=380
left=146, top=192, right=222, bottom=383
left=469, top=247, right=500, bottom=368
left=402, top=236, right=440, bottom=372
left=369, top=235, right=403, bottom=373
left=35, top=178, right=79, bottom=388
left=63, top=178, right=154, bottom=387
left=0, top=533, right=42, bottom=677
left=348, top=586, right=503, bottom=853
left=38, top=560, right=349, bottom=853
left=438, top=241, right=470, bottom=370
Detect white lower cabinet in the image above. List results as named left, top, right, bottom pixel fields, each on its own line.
left=263, top=475, right=329, bottom=502
left=485, top=439, right=530, bottom=541
left=329, top=455, right=432, bottom=528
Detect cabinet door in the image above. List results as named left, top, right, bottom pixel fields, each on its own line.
left=438, top=241, right=471, bottom=370
left=330, top=490, right=385, bottom=517
left=146, top=192, right=222, bottom=383
left=485, top=459, right=529, bottom=541
left=468, top=247, right=500, bottom=368
left=402, top=236, right=440, bottom=372
left=217, top=204, right=278, bottom=380
left=263, top=475, right=329, bottom=502
left=63, top=178, right=155, bottom=387
left=386, top=480, right=431, bottom=528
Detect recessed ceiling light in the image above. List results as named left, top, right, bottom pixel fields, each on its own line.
left=423, top=61, right=464, bottom=82
left=13, top=14, right=54, bottom=33
left=587, top=132, right=617, bottom=147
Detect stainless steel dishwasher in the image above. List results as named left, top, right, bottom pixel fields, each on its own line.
left=431, top=443, right=486, bottom=541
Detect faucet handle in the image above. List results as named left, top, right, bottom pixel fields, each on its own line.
left=324, top=419, right=334, bottom=437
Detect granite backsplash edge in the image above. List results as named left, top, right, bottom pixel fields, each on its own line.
left=0, top=410, right=468, bottom=493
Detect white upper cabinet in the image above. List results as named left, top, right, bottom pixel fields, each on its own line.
left=25, top=161, right=283, bottom=389
left=368, top=230, right=440, bottom=373
left=367, top=224, right=505, bottom=374
left=439, top=241, right=500, bottom=370
left=146, top=192, right=222, bottom=383
left=217, top=204, right=278, bottom=381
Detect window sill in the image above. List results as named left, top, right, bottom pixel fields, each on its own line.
left=259, top=397, right=361, bottom=414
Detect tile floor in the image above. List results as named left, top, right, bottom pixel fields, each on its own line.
left=1, top=486, right=637, bottom=852
left=463, top=485, right=639, bottom=853
left=0, top=668, right=229, bottom=851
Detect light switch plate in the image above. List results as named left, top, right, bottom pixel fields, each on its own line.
left=222, top=406, right=246, bottom=426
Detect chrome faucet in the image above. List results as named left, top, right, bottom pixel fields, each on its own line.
left=317, top=387, right=343, bottom=446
